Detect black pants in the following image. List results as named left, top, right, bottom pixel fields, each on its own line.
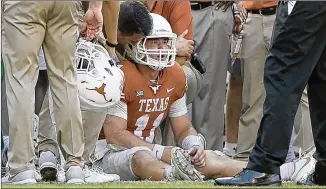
left=247, top=1, right=326, bottom=176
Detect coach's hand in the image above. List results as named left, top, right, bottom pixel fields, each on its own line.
left=81, top=7, right=103, bottom=41
left=187, top=146, right=206, bottom=167
left=176, top=29, right=194, bottom=57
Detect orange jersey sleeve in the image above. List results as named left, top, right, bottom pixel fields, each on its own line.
left=151, top=1, right=193, bottom=40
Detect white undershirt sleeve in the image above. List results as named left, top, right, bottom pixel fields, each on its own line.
left=107, top=101, right=128, bottom=120
left=169, top=94, right=188, bottom=118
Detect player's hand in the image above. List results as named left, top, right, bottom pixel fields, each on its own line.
left=81, top=8, right=103, bottom=41
left=161, top=146, right=173, bottom=164
left=176, top=29, right=194, bottom=57
left=187, top=146, right=206, bottom=168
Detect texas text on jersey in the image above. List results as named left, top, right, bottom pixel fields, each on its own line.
left=99, top=59, right=187, bottom=143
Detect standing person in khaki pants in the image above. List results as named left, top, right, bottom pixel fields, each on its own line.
left=37, top=1, right=152, bottom=183
left=226, top=1, right=313, bottom=159
left=2, top=1, right=103, bottom=184
left=190, top=1, right=235, bottom=150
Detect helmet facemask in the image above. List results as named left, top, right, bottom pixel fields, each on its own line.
left=124, top=13, right=178, bottom=71
left=74, top=39, right=124, bottom=111
left=135, top=35, right=177, bottom=71
left=75, top=40, right=116, bottom=76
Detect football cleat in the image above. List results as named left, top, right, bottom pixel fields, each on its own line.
left=170, top=147, right=204, bottom=182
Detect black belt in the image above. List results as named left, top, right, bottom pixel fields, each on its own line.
left=190, top=1, right=219, bottom=10
left=247, top=6, right=277, bottom=15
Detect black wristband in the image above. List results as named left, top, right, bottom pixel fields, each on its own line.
left=105, top=40, right=118, bottom=48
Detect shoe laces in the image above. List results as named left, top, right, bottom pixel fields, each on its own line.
left=85, top=163, right=105, bottom=175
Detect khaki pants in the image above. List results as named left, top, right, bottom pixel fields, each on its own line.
left=2, top=1, right=83, bottom=174
left=37, top=4, right=107, bottom=164
left=38, top=90, right=107, bottom=164
left=38, top=91, right=59, bottom=161
left=190, top=5, right=234, bottom=150
left=235, top=13, right=313, bottom=157
left=37, top=3, right=107, bottom=163
left=1, top=78, right=9, bottom=136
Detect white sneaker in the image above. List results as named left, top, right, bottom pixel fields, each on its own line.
left=2, top=169, right=37, bottom=184
left=65, top=164, right=85, bottom=184
left=223, top=147, right=236, bottom=157
left=34, top=170, right=42, bottom=182
left=214, top=150, right=227, bottom=157
left=57, top=166, right=66, bottom=183
left=291, top=148, right=316, bottom=182
left=170, top=147, right=203, bottom=181
left=84, top=164, right=120, bottom=183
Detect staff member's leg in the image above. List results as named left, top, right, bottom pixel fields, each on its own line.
left=42, top=1, right=84, bottom=183
left=34, top=49, right=49, bottom=161
left=224, top=58, right=242, bottom=156
left=235, top=12, right=274, bottom=157
left=82, top=111, right=107, bottom=164
left=1, top=70, right=9, bottom=137
left=191, top=3, right=233, bottom=151
left=37, top=1, right=85, bottom=181
left=215, top=1, right=326, bottom=186
left=302, top=47, right=326, bottom=185
left=2, top=1, right=46, bottom=184
left=38, top=90, right=61, bottom=181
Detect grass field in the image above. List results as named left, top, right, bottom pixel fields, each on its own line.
left=2, top=181, right=324, bottom=188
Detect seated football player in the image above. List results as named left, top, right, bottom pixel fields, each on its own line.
left=91, top=13, right=319, bottom=183
left=89, top=13, right=245, bottom=181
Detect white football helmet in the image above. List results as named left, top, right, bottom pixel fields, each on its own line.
left=75, top=39, right=124, bottom=111
left=125, top=13, right=177, bottom=71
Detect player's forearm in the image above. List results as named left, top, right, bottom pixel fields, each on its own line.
left=88, top=0, right=103, bottom=10
left=176, top=125, right=198, bottom=145
left=170, top=115, right=198, bottom=145
left=102, top=1, right=119, bottom=44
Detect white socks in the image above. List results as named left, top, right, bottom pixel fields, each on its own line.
left=223, top=142, right=237, bottom=157
left=280, top=161, right=295, bottom=181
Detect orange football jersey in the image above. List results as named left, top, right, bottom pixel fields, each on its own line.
left=99, top=60, right=187, bottom=143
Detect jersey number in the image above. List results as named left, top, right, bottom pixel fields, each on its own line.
left=135, top=113, right=164, bottom=131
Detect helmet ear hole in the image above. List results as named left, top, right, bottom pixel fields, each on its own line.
left=88, top=61, right=95, bottom=71
left=104, top=67, right=113, bottom=76
left=108, top=59, right=115, bottom=66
